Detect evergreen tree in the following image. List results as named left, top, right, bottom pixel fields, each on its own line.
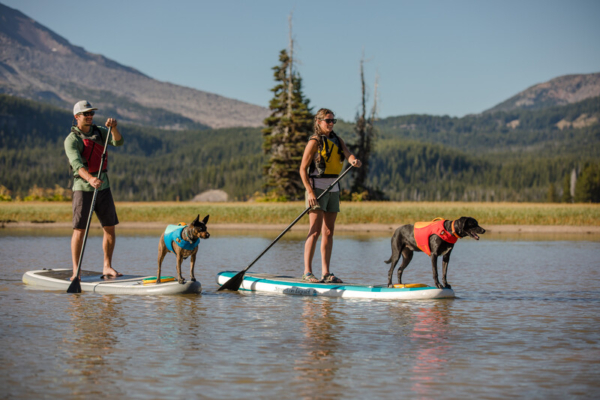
left=561, top=174, right=572, bottom=203
left=574, top=163, right=600, bottom=202
left=546, top=182, right=559, bottom=203
left=262, top=49, right=313, bottom=200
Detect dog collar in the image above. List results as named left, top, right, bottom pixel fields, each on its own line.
left=183, top=226, right=195, bottom=243
left=451, top=220, right=461, bottom=239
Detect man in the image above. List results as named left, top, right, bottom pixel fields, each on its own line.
left=64, top=100, right=124, bottom=280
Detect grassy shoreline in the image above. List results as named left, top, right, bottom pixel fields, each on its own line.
left=1, top=201, right=599, bottom=226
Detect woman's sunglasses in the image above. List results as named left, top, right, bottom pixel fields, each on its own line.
left=319, top=118, right=337, bottom=124
left=81, top=111, right=95, bottom=117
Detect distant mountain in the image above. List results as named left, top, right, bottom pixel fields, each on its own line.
left=485, top=72, right=600, bottom=113
left=0, top=3, right=268, bottom=129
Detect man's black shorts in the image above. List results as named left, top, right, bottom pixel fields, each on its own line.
left=72, top=189, right=119, bottom=229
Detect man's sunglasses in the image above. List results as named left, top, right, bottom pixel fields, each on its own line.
left=81, top=111, right=95, bottom=117
left=320, top=118, right=337, bottom=124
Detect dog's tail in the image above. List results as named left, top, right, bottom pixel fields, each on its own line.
left=384, top=256, right=392, bottom=264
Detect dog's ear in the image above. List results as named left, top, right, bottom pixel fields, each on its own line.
left=455, top=217, right=468, bottom=233
left=192, top=215, right=200, bottom=225
left=202, top=215, right=209, bottom=224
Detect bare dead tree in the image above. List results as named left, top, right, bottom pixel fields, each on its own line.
left=287, top=12, right=294, bottom=122
left=350, top=54, right=381, bottom=199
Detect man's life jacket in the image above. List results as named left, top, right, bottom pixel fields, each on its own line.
left=308, top=132, right=345, bottom=178
left=71, top=125, right=108, bottom=175
left=414, top=218, right=459, bottom=256
left=163, top=224, right=200, bottom=254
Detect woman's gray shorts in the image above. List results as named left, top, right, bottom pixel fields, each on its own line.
left=306, top=188, right=340, bottom=213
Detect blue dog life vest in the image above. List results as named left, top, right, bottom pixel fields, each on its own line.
left=163, top=224, right=200, bottom=253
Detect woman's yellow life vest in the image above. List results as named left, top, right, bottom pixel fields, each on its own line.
left=309, top=132, right=345, bottom=178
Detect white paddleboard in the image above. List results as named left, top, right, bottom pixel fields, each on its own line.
left=23, top=268, right=201, bottom=295
left=216, top=271, right=454, bottom=300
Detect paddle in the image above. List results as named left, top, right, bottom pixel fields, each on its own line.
left=67, top=126, right=112, bottom=294
left=217, top=164, right=354, bottom=292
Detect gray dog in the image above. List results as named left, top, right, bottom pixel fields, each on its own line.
left=157, top=215, right=210, bottom=284
left=384, top=216, right=485, bottom=289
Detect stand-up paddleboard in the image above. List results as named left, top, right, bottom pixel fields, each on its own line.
left=23, top=269, right=201, bottom=295
left=216, top=271, right=454, bottom=300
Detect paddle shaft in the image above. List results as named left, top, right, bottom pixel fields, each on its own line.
left=217, top=164, right=353, bottom=291
left=67, top=126, right=112, bottom=293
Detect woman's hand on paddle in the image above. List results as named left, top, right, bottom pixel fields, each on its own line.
left=349, top=156, right=362, bottom=168
left=307, top=191, right=318, bottom=208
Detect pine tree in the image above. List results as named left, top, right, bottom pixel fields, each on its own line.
left=546, top=182, right=559, bottom=203
left=262, top=44, right=313, bottom=200
left=574, top=163, right=600, bottom=203
left=561, top=174, right=572, bottom=203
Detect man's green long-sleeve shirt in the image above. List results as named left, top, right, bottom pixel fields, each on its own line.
left=64, top=125, right=124, bottom=191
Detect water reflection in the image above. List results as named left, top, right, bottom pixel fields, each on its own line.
left=294, top=299, right=343, bottom=398
left=406, top=302, right=452, bottom=397
left=64, top=295, right=125, bottom=397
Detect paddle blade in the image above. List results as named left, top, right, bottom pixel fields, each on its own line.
left=217, top=271, right=246, bottom=291
left=66, top=277, right=82, bottom=294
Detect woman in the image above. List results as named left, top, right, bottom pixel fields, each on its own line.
left=299, top=108, right=362, bottom=283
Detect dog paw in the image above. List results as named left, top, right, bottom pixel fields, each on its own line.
left=178, top=279, right=186, bottom=285
left=435, top=282, right=444, bottom=289
left=444, top=284, right=452, bottom=289
left=191, top=277, right=196, bottom=282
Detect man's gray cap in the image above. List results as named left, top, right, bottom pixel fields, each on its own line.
left=73, top=100, right=98, bottom=115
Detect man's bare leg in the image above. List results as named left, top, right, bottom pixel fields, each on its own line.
left=70, top=229, right=85, bottom=280
left=102, top=225, right=121, bottom=277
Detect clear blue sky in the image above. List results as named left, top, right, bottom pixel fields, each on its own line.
left=4, top=0, right=600, bottom=120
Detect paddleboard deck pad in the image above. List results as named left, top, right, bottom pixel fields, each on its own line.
left=216, top=271, right=454, bottom=300
left=23, top=269, right=201, bottom=295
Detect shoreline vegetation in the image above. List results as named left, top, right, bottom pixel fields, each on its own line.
left=1, top=201, right=599, bottom=233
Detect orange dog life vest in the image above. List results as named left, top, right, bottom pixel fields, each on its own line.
left=414, top=218, right=459, bottom=256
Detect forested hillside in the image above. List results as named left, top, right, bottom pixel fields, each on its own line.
left=371, top=98, right=599, bottom=201
left=1, top=94, right=598, bottom=202
left=0, top=95, right=265, bottom=200
left=371, top=139, right=585, bottom=201
left=376, top=96, right=600, bottom=156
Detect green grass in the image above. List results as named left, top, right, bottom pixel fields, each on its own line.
left=1, top=201, right=599, bottom=226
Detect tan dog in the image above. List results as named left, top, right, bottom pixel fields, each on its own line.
left=157, top=215, right=210, bottom=284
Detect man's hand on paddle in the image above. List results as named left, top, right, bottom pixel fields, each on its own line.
left=77, top=167, right=103, bottom=189
left=105, top=118, right=118, bottom=128
left=105, top=118, right=122, bottom=141
left=88, top=176, right=103, bottom=189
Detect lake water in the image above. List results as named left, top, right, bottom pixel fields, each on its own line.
left=1, top=227, right=599, bottom=399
